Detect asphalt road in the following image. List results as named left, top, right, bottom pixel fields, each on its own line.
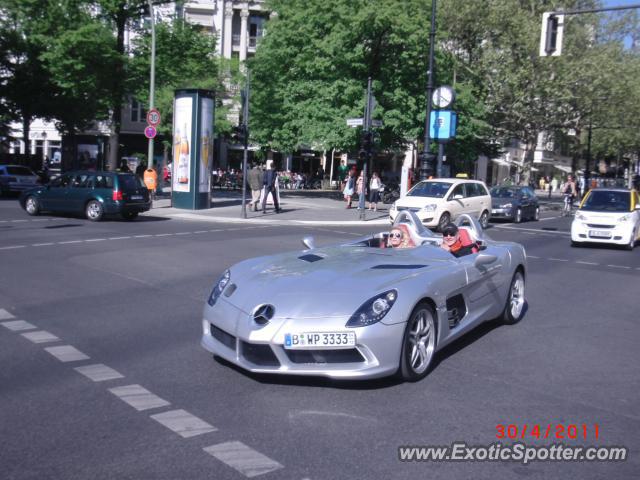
left=0, top=197, right=638, bottom=480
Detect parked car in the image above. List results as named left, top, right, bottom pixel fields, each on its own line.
left=19, top=170, right=151, bottom=221
left=490, top=186, right=540, bottom=223
left=201, top=211, right=527, bottom=381
left=389, top=178, right=491, bottom=231
left=571, top=188, right=640, bottom=250
left=0, top=165, right=39, bottom=196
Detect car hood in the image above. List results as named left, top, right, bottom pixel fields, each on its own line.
left=576, top=210, right=630, bottom=222
left=395, top=196, right=443, bottom=208
left=223, top=245, right=453, bottom=318
left=491, top=198, right=516, bottom=207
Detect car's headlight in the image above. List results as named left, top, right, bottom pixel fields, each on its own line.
left=501, top=203, right=512, bottom=209
left=575, top=212, right=587, bottom=221
left=618, top=214, right=632, bottom=222
left=346, top=290, right=397, bottom=328
left=207, top=269, right=230, bottom=306
left=422, top=204, right=437, bottom=212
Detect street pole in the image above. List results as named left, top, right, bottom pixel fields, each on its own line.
left=585, top=120, right=592, bottom=197
left=241, top=71, right=250, bottom=219
left=359, top=77, right=373, bottom=220
left=420, top=0, right=437, bottom=180
left=147, top=0, right=156, bottom=171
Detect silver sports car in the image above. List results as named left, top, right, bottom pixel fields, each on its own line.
left=201, top=212, right=527, bottom=381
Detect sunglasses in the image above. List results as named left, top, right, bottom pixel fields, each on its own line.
left=390, top=232, right=403, bottom=239
left=443, top=231, right=457, bottom=238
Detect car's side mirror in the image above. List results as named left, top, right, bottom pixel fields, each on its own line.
left=474, top=253, right=497, bottom=268
left=451, top=194, right=463, bottom=200
left=302, top=236, right=315, bottom=250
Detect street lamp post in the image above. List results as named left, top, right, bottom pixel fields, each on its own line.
left=420, top=0, right=437, bottom=180
left=147, top=0, right=156, bottom=171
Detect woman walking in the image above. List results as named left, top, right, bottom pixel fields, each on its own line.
left=369, top=172, right=381, bottom=211
left=343, top=170, right=355, bottom=208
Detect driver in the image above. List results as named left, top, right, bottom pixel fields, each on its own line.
left=440, top=223, right=478, bottom=257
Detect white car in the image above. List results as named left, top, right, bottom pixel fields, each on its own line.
left=571, top=188, right=640, bottom=250
left=389, top=178, right=491, bottom=231
left=0, top=165, right=39, bottom=196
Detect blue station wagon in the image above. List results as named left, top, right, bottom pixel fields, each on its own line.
left=19, top=171, right=151, bottom=221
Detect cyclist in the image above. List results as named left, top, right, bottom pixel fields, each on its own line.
left=562, top=175, right=578, bottom=216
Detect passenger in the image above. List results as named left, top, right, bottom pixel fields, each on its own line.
left=387, top=224, right=415, bottom=249
left=440, top=223, right=479, bottom=257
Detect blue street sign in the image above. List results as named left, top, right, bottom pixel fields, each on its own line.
left=429, top=111, right=457, bottom=140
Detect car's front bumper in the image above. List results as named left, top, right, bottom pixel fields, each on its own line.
left=571, top=219, right=635, bottom=245
left=490, top=207, right=515, bottom=219
left=103, top=200, right=152, bottom=214
left=201, top=299, right=406, bottom=379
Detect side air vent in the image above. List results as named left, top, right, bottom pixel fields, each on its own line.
left=371, top=264, right=427, bottom=270
left=224, top=283, right=237, bottom=297
left=446, top=294, right=467, bottom=329
left=298, top=254, right=324, bottom=263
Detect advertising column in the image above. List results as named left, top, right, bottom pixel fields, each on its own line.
left=172, top=89, right=214, bottom=210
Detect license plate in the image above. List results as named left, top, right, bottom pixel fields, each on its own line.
left=589, top=230, right=612, bottom=238
left=491, top=209, right=499, bottom=214
left=131, top=195, right=143, bottom=200
left=284, top=332, right=356, bottom=349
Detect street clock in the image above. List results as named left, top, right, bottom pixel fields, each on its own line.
left=432, top=86, right=455, bottom=109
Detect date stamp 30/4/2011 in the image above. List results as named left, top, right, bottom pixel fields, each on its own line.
left=496, top=423, right=600, bottom=441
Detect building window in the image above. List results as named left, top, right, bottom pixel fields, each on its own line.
left=131, top=98, right=147, bottom=123
left=11, top=141, right=22, bottom=154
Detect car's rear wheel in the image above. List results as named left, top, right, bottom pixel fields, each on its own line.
left=514, top=208, right=522, bottom=223
left=121, top=211, right=138, bottom=221
left=437, top=212, right=450, bottom=232
left=398, top=302, right=437, bottom=382
left=479, top=210, right=490, bottom=229
left=500, top=270, right=525, bottom=325
left=25, top=196, right=40, bottom=216
left=626, top=231, right=636, bottom=251
left=86, top=200, right=104, bottom=221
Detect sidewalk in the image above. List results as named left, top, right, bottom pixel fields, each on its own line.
left=150, top=189, right=562, bottom=225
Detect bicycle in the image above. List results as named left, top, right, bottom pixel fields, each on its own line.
left=562, top=193, right=573, bottom=216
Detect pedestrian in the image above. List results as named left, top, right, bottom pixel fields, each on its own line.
left=143, top=165, right=158, bottom=201
left=262, top=164, right=281, bottom=214
left=343, top=170, right=355, bottom=208
left=135, top=161, right=146, bottom=179
left=369, top=172, right=381, bottom=211
left=119, top=159, right=131, bottom=173
left=356, top=171, right=364, bottom=209
left=247, top=163, right=264, bottom=212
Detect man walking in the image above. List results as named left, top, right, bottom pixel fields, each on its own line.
left=247, top=164, right=264, bottom=212
left=262, top=164, right=281, bottom=214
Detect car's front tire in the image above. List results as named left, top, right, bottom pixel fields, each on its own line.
left=437, top=212, right=450, bottom=232
left=514, top=208, right=522, bottom=223
left=626, top=231, right=636, bottom=251
left=86, top=200, right=104, bottom=221
left=479, top=210, right=490, bottom=229
left=533, top=207, right=540, bottom=221
left=25, top=196, right=40, bottom=216
left=500, top=270, right=525, bottom=325
left=398, top=302, right=437, bottom=382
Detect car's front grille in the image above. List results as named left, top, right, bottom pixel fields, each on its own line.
left=587, top=224, right=615, bottom=229
left=284, top=349, right=365, bottom=364
left=211, top=325, right=236, bottom=351
left=241, top=341, right=280, bottom=366
left=397, top=207, right=421, bottom=212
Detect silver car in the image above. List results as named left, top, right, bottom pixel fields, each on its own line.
left=0, top=165, right=39, bottom=196
left=201, top=212, right=527, bottom=381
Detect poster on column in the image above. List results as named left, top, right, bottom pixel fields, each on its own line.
left=199, top=97, right=214, bottom=193
left=173, top=97, right=193, bottom=192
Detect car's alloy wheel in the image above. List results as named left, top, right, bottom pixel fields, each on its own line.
left=438, top=212, right=450, bottom=232
left=86, top=200, right=104, bottom=221
left=627, top=231, right=635, bottom=251
left=515, top=208, right=522, bottom=223
left=479, top=210, right=489, bottom=229
left=533, top=207, right=540, bottom=221
left=501, top=270, right=525, bottom=325
left=399, top=303, right=437, bottom=381
left=25, top=196, right=40, bottom=216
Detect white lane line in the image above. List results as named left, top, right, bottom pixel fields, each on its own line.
left=524, top=232, right=537, bottom=235
left=203, top=441, right=284, bottom=478
left=10, top=219, right=28, bottom=223
left=84, top=238, right=106, bottom=242
left=0, top=245, right=26, bottom=250
left=58, top=240, right=82, bottom=244
left=44, top=345, right=90, bottom=362
left=74, top=364, right=124, bottom=382
left=109, top=236, right=131, bottom=240
left=526, top=255, right=540, bottom=259
left=208, top=229, right=223, bottom=232
left=21, top=330, right=60, bottom=344
left=548, top=258, right=569, bottom=262
left=2, top=320, right=37, bottom=331
left=607, top=265, right=631, bottom=270
left=32, top=242, right=55, bottom=247
left=175, top=232, right=191, bottom=235
left=0, top=308, right=16, bottom=320
left=539, top=216, right=561, bottom=221
left=108, top=384, right=170, bottom=411
left=576, top=261, right=599, bottom=266
left=150, top=409, right=217, bottom=438
left=193, top=230, right=208, bottom=234
left=134, top=235, right=152, bottom=238
left=154, top=233, right=173, bottom=237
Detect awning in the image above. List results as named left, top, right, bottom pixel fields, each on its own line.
left=554, top=164, right=572, bottom=173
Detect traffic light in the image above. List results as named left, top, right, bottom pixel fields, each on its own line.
left=540, top=12, right=564, bottom=57
left=233, top=125, right=247, bottom=146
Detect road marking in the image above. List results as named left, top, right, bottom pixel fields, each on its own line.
left=108, top=384, right=170, bottom=411
left=203, top=441, right=284, bottom=478
left=539, top=216, right=561, bottom=221
left=44, top=345, right=90, bottom=362
left=175, top=231, right=191, bottom=235
left=0, top=308, right=16, bottom=320
left=576, top=261, right=599, bottom=266
left=134, top=235, right=152, bottom=238
left=526, top=255, right=540, bottom=259
left=607, top=265, right=631, bottom=269
left=150, top=409, right=217, bottom=438
left=154, top=233, right=173, bottom=237
left=32, top=242, right=55, bottom=246
left=21, top=330, right=60, bottom=344
left=109, top=236, right=131, bottom=240
left=548, top=258, right=569, bottom=262
left=84, top=238, right=106, bottom=242
left=74, top=363, right=124, bottom=382
left=193, top=230, right=208, bottom=234
left=58, top=240, right=82, bottom=244
left=10, top=219, right=28, bottom=223
left=0, top=245, right=26, bottom=250
left=2, top=320, right=37, bottom=331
